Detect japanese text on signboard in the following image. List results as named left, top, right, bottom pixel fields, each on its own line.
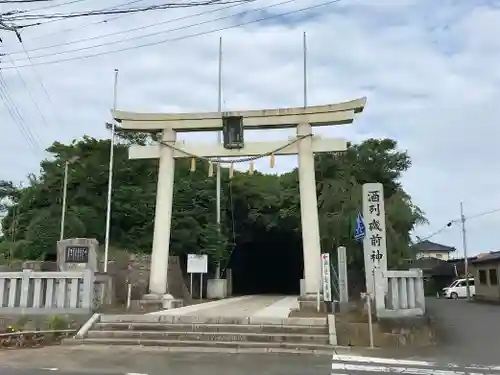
left=366, top=190, right=384, bottom=264
left=65, top=246, right=89, bottom=263
left=321, top=253, right=332, bottom=302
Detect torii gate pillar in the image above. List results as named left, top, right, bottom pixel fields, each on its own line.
left=297, top=122, right=322, bottom=303
left=149, top=129, right=176, bottom=296
left=112, top=97, right=366, bottom=307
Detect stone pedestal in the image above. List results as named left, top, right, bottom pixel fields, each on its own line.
left=207, top=278, right=227, bottom=299
left=141, top=293, right=182, bottom=310
left=300, top=279, right=305, bottom=296
left=131, top=298, right=182, bottom=313
left=95, top=272, right=115, bottom=306
left=226, top=269, right=233, bottom=297
left=298, top=294, right=329, bottom=313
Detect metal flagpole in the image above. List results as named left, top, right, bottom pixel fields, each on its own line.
left=104, top=68, right=119, bottom=273
left=215, top=37, right=223, bottom=279
left=303, top=31, right=308, bottom=108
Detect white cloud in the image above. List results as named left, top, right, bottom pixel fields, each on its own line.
left=0, top=0, right=499, bottom=255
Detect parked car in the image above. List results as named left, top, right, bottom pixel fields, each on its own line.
left=442, top=278, right=475, bottom=299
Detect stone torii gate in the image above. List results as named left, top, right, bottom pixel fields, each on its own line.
left=112, top=97, right=366, bottom=307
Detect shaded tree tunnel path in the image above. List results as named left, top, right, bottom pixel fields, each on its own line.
left=228, top=228, right=303, bottom=295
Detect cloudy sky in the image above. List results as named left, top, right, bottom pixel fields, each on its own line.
left=0, top=0, right=499, bottom=256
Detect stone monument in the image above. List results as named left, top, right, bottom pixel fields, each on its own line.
left=57, top=238, right=99, bottom=273
left=362, top=183, right=388, bottom=295
left=337, top=246, right=349, bottom=312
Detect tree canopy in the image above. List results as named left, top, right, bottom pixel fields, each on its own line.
left=0, top=135, right=426, bottom=279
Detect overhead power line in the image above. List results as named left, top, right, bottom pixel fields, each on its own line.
left=5, top=52, right=51, bottom=129
left=0, top=0, right=52, bottom=3
left=15, top=0, right=158, bottom=18
left=16, top=0, right=88, bottom=12
left=2, top=0, right=253, bottom=21
left=0, top=71, right=43, bottom=153
left=7, top=0, right=282, bottom=61
left=415, top=207, right=500, bottom=243
left=27, top=0, right=149, bottom=40
left=1, top=0, right=342, bottom=69
left=6, top=0, right=253, bottom=56
left=466, top=207, right=500, bottom=221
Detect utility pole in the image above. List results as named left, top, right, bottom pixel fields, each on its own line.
left=104, top=68, right=119, bottom=273
left=215, top=37, right=223, bottom=279
left=60, top=161, right=70, bottom=241
left=10, top=203, right=18, bottom=261
left=60, top=156, right=78, bottom=241
left=460, top=201, right=471, bottom=299
left=10, top=181, right=22, bottom=261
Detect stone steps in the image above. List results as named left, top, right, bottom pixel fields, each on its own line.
left=93, top=322, right=328, bottom=335
left=66, top=338, right=334, bottom=352
left=86, top=330, right=329, bottom=344
left=97, top=314, right=327, bottom=326
left=67, top=313, right=336, bottom=354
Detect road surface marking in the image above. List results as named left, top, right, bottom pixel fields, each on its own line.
left=332, top=354, right=440, bottom=367
left=41, top=368, right=59, bottom=371
left=331, top=354, right=500, bottom=373
left=331, top=363, right=489, bottom=374
left=470, top=365, right=500, bottom=371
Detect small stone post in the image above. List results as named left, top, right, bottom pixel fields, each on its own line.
left=337, top=246, right=349, bottom=312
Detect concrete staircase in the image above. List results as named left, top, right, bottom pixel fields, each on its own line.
left=67, top=314, right=337, bottom=354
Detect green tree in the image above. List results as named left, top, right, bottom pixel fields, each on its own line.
left=25, top=207, right=86, bottom=259
left=199, top=222, right=229, bottom=274
left=0, top=135, right=425, bottom=282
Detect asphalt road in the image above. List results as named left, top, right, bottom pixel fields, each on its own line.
left=2, top=349, right=500, bottom=375
left=0, top=370, right=123, bottom=375
left=0, top=346, right=334, bottom=375
left=408, top=298, right=500, bottom=366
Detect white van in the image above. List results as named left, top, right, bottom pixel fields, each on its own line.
left=442, top=278, right=475, bottom=299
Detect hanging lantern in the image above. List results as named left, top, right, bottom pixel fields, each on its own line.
left=229, top=162, right=234, bottom=179
left=190, top=157, right=196, bottom=172
left=208, top=161, right=214, bottom=177
left=249, top=160, right=254, bottom=175
left=270, top=154, right=275, bottom=168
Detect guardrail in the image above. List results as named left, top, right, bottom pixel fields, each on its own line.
left=0, top=269, right=94, bottom=314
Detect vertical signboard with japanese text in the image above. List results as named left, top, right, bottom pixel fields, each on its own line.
left=362, top=183, right=388, bottom=295
left=321, top=253, right=332, bottom=302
